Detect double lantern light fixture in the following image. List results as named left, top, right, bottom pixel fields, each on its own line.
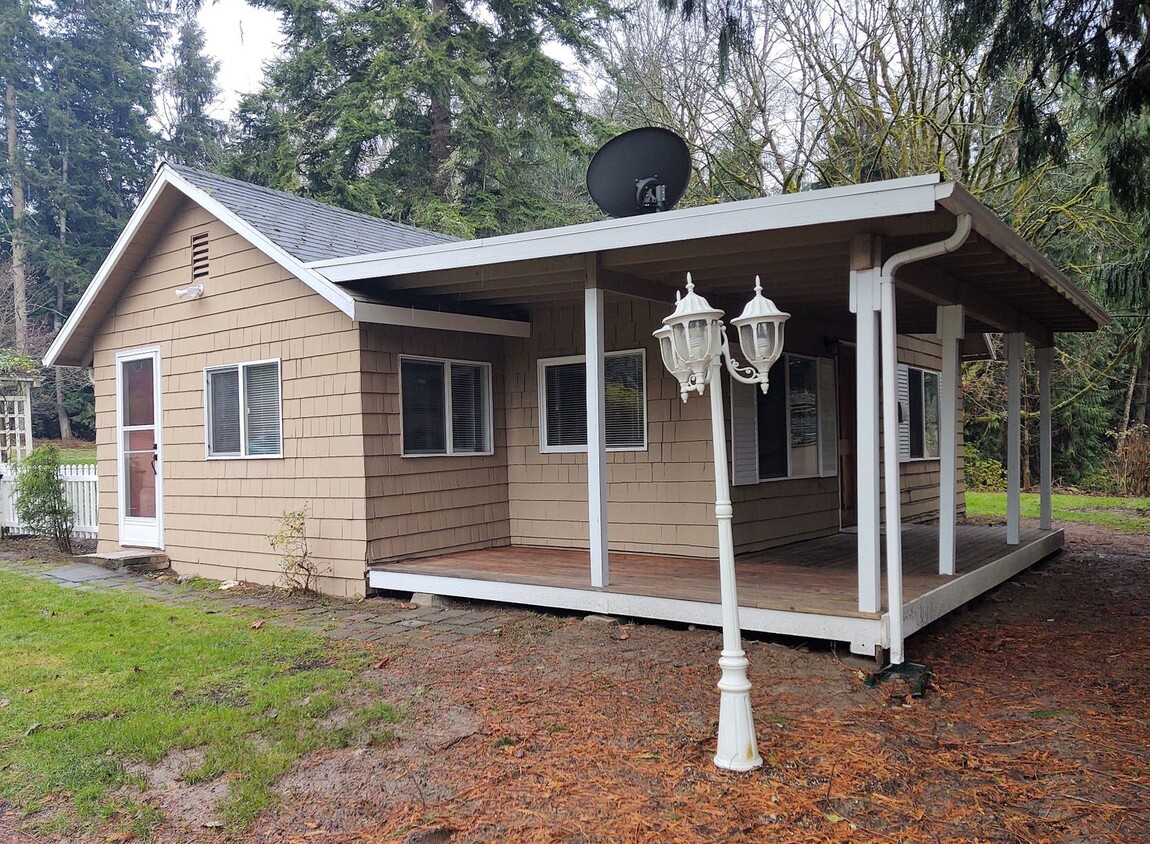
left=653, top=273, right=790, bottom=771
left=654, top=273, right=790, bottom=399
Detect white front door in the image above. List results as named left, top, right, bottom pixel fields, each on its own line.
left=117, top=348, right=163, bottom=548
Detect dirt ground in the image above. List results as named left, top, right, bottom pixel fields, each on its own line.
left=7, top=521, right=1150, bottom=843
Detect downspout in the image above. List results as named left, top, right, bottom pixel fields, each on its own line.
left=879, top=213, right=972, bottom=666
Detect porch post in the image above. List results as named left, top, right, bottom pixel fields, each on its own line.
left=937, top=305, right=964, bottom=575
left=879, top=262, right=906, bottom=664
left=850, top=236, right=882, bottom=615
left=1005, top=332, right=1025, bottom=545
left=1036, top=345, right=1054, bottom=530
left=585, top=263, right=609, bottom=587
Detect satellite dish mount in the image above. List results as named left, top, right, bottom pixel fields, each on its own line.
left=587, top=127, right=690, bottom=218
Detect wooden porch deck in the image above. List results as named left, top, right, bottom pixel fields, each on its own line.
left=368, top=524, right=1064, bottom=654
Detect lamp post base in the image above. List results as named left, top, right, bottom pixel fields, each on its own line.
left=714, top=649, right=763, bottom=771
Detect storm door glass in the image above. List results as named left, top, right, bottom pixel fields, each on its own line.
left=122, top=357, right=157, bottom=518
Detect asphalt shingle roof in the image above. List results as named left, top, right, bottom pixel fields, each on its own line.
left=169, top=164, right=458, bottom=264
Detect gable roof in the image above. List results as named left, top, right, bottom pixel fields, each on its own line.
left=167, top=164, right=457, bottom=263
left=45, top=163, right=478, bottom=367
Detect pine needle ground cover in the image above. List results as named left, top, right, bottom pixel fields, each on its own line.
left=0, top=572, right=395, bottom=837
left=966, top=492, right=1150, bottom=533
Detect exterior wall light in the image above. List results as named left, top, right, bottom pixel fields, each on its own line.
left=653, top=273, right=789, bottom=772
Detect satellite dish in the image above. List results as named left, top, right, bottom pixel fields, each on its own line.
left=586, top=127, right=690, bottom=218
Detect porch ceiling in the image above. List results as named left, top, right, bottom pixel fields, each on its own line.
left=322, top=177, right=1108, bottom=345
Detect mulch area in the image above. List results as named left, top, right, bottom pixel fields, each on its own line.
left=4, top=523, right=1149, bottom=843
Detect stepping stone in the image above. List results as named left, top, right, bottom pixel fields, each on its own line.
left=77, top=550, right=169, bottom=573
left=44, top=564, right=123, bottom=583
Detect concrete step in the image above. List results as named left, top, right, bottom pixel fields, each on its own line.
left=78, top=550, right=169, bottom=573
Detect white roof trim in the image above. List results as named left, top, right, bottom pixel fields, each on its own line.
left=351, top=301, right=530, bottom=338
left=310, top=174, right=945, bottom=283
left=45, top=165, right=359, bottom=367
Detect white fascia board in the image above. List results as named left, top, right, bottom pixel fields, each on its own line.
left=311, top=174, right=945, bottom=283
left=45, top=165, right=360, bottom=368
left=351, top=300, right=531, bottom=338
left=44, top=169, right=175, bottom=366
left=935, top=182, right=1111, bottom=328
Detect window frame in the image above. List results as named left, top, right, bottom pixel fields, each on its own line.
left=901, top=364, right=941, bottom=462
left=537, top=350, right=648, bottom=454
left=756, top=352, right=834, bottom=483
left=399, top=355, right=494, bottom=458
left=203, top=358, right=283, bottom=460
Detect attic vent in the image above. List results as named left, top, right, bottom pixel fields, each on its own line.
left=191, top=232, right=209, bottom=282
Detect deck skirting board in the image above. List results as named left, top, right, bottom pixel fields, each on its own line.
left=368, top=570, right=884, bottom=650
left=898, top=528, right=1064, bottom=638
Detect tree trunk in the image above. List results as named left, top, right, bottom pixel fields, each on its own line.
left=1121, top=331, right=1142, bottom=436
left=55, top=148, right=74, bottom=439
left=5, top=82, right=29, bottom=354
left=429, top=0, right=451, bottom=199
left=1135, top=350, right=1150, bottom=427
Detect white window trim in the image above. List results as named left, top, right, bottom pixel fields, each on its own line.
left=399, top=355, right=494, bottom=458
left=203, top=358, right=283, bottom=460
left=899, top=363, right=942, bottom=463
left=537, top=349, right=648, bottom=454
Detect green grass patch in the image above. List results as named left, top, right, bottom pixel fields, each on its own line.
left=55, top=448, right=96, bottom=465
left=966, top=492, right=1150, bottom=534
left=0, top=572, right=396, bottom=835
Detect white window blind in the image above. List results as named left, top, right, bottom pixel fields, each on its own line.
left=730, top=379, right=759, bottom=486
left=899, top=363, right=941, bottom=460
left=540, top=351, right=646, bottom=451
left=401, top=357, right=491, bottom=456
left=206, top=361, right=281, bottom=458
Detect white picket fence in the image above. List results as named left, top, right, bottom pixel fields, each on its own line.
left=0, top=463, right=99, bottom=540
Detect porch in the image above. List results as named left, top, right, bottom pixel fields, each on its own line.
left=369, top=523, right=1064, bottom=656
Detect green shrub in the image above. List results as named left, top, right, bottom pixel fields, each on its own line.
left=964, top=447, right=1006, bottom=492
left=14, top=444, right=75, bottom=553
left=1110, top=425, right=1150, bottom=496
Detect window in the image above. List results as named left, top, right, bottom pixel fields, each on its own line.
left=730, top=353, right=837, bottom=484
left=401, top=357, right=492, bottom=456
left=205, top=360, right=281, bottom=457
left=539, top=351, right=646, bottom=452
left=900, top=364, right=940, bottom=460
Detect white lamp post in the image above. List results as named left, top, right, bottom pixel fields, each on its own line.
left=654, top=273, right=789, bottom=771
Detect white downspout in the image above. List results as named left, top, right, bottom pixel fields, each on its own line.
left=879, top=213, right=972, bottom=665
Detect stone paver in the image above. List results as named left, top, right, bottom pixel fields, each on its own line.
left=0, top=555, right=517, bottom=647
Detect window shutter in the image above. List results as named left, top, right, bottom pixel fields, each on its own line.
left=730, top=378, right=759, bottom=486
left=604, top=353, right=645, bottom=448
left=818, top=357, right=838, bottom=477
left=208, top=368, right=240, bottom=455
left=450, top=363, right=487, bottom=453
left=244, top=362, right=281, bottom=456
left=897, top=363, right=911, bottom=462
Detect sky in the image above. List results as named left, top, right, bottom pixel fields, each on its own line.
left=197, top=0, right=283, bottom=119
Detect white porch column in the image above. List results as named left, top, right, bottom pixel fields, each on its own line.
left=1036, top=345, right=1054, bottom=530
left=879, top=269, right=906, bottom=664
left=585, top=280, right=609, bottom=587
left=850, top=236, right=882, bottom=615
left=937, top=305, right=965, bottom=575
left=1005, top=332, right=1025, bottom=545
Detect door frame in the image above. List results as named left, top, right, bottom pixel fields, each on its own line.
left=836, top=341, right=858, bottom=529
left=116, top=347, right=164, bottom=548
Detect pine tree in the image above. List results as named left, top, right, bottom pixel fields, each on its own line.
left=158, top=17, right=228, bottom=168
left=228, top=0, right=611, bottom=237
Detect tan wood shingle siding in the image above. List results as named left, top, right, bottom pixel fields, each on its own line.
left=90, top=199, right=369, bottom=595
left=360, top=325, right=511, bottom=562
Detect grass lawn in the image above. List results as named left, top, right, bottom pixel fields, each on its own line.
left=966, top=491, right=1150, bottom=533
left=0, top=572, right=395, bottom=837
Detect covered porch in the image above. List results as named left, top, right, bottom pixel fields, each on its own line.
left=370, top=523, right=1064, bottom=657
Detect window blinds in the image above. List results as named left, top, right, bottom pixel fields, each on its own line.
left=542, top=352, right=645, bottom=450
left=244, top=362, right=281, bottom=456
left=208, top=368, right=241, bottom=454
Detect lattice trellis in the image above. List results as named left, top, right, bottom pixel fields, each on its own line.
left=0, top=379, right=35, bottom=463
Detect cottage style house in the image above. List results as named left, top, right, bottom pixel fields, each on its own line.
left=45, top=164, right=1108, bottom=662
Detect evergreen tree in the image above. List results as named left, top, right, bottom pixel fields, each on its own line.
left=158, top=17, right=228, bottom=168
left=228, top=0, right=611, bottom=237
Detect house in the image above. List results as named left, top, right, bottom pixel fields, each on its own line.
left=45, top=164, right=1109, bottom=663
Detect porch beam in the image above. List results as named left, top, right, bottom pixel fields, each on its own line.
left=585, top=258, right=609, bottom=587
left=937, top=305, right=965, bottom=575
left=850, top=235, right=882, bottom=615
left=596, top=268, right=682, bottom=304
left=1006, top=332, right=1025, bottom=545
left=1036, top=346, right=1054, bottom=530
left=894, top=269, right=1054, bottom=348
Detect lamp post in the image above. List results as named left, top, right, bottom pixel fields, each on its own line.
left=654, top=273, right=789, bottom=771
